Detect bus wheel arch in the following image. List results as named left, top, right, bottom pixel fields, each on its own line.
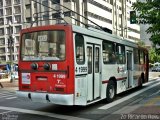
left=106, top=77, right=117, bottom=102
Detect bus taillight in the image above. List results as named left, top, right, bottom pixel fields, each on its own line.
left=31, top=63, right=38, bottom=70
left=43, top=63, right=51, bottom=70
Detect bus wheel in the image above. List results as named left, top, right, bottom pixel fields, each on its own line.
left=138, top=76, right=143, bottom=88
left=106, top=80, right=116, bottom=102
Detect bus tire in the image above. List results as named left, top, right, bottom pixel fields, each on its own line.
left=139, top=74, right=144, bottom=88
left=106, top=80, right=116, bottom=102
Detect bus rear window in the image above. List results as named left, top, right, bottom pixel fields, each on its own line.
left=21, top=30, right=65, bottom=61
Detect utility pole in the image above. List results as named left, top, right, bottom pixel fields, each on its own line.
left=8, top=20, right=14, bottom=82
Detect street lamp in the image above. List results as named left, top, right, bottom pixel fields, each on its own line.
left=8, top=20, right=14, bottom=82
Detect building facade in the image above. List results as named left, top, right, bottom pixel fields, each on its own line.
left=0, top=0, right=21, bottom=64
left=22, top=0, right=140, bottom=40
left=0, top=0, right=141, bottom=63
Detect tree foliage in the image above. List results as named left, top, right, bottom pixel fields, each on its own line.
left=149, top=48, right=160, bottom=63
left=132, top=0, right=160, bottom=45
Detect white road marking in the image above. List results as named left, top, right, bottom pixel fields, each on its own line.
left=98, top=79, right=160, bottom=110
left=0, top=92, right=14, bottom=95
left=147, top=89, right=160, bottom=98
left=0, top=110, right=12, bottom=115
left=6, top=97, right=17, bottom=100
left=0, top=94, right=15, bottom=98
left=0, top=106, right=90, bottom=120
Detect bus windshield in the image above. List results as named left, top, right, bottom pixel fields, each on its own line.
left=21, top=30, right=65, bottom=61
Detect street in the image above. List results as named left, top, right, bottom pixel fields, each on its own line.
left=0, top=78, right=160, bottom=120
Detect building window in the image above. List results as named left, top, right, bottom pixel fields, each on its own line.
left=0, top=28, right=4, bottom=36
left=5, top=7, right=12, bottom=16
left=0, top=38, right=5, bottom=45
left=26, top=17, right=31, bottom=23
left=88, top=0, right=112, bottom=13
left=15, top=15, right=21, bottom=23
left=6, top=27, right=13, bottom=34
left=51, top=0, right=60, bottom=4
left=52, top=12, right=61, bottom=18
left=15, top=36, right=19, bottom=44
left=64, top=11, right=75, bottom=17
left=14, top=0, right=20, bottom=4
left=0, top=9, right=3, bottom=16
left=128, top=27, right=140, bottom=34
left=85, top=11, right=112, bottom=24
left=43, top=14, right=49, bottom=20
left=6, top=17, right=12, bottom=24
left=0, top=18, right=4, bottom=25
left=0, top=1, right=3, bottom=7
left=0, top=48, right=5, bottom=54
left=14, top=6, right=21, bottom=14
left=25, top=4, right=31, bottom=9
left=128, top=36, right=140, bottom=42
left=6, top=0, right=11, bottom=6
left=15, top=26, right=21, bottom=34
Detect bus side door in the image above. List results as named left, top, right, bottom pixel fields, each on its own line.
left=87, top=44, right=101, bottom=101
left=126, top=50, right=133, bottom=88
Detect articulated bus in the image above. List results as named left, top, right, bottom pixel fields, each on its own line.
left=17, top=24, right=149, bottom=105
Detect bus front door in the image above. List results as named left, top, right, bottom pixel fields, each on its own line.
left=127, top=51, right=133, bottom=88
left=87, top=44, right=101, bottom=102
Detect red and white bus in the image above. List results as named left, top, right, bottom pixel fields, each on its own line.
left=17, top=24, right=149, bottom=105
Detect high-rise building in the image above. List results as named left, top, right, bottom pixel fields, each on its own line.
left=22, top=0, right=140, bottom=41
left=0, top=0, right=21, bottom=64
left=0, top=0, right=141, bottom=63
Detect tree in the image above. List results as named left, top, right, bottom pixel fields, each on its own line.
left=132, top=0, right=160, bottom=45
left=149, top=48, right=160, bottom=63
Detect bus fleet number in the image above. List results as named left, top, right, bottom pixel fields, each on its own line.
left=76, top=67, right=87, bottom=73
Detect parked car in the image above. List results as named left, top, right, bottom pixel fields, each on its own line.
left=154, top=62, right=160, bottom=66
left=152, top=66, right=160, bottom=72
left=155, top=66, right=160, bottom=72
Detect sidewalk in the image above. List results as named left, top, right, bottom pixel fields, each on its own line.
left=127, top=72, right=160, bottom=120
left=0, top=79, right=18, bottom=91
left=149, top=72, right=160, bottom=80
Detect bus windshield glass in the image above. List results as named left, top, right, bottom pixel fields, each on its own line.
left=21, top=30, right=65, bottom=61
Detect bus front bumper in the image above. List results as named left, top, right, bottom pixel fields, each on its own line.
left=16, top=91, right=74, bottom=105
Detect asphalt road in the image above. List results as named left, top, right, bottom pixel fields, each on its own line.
left=0, top=79, right=160, bottom=120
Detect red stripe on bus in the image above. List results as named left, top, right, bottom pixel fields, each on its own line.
left=102, top=80, right=109, bottom=84
left=102, top=77, right=127, bottom=84
left=117, top=77, right=127, bottom=81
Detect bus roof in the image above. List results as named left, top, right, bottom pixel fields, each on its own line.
left=72, top=25, right=138, bottom=48
left=21, top=24, right=142, bottom=49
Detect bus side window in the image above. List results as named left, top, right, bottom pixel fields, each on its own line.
left=140, top=50, right=144, bottom=64
left=116, top=45, right=125, bottom=64
left=75, top=34, right=85, bottom=64
left=134, top=48, right=139, bottom=64
left=103, top=41, right=116, bottom=64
